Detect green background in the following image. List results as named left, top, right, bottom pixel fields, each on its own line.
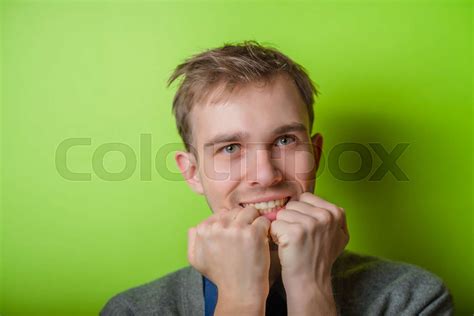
left=1, top=0, right=472, bottom=315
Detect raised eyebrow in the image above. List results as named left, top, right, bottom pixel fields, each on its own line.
left=204, top=132, right=250, bottom=148
left=271, top=122, right=308, bottom=135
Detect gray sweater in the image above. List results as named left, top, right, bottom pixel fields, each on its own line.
left=100, top=250, right=454, bottom=315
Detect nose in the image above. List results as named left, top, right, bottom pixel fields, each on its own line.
left=246, top=147, right=283, bottom=187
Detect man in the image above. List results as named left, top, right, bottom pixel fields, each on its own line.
left=101, top=41, right=453, bottom=315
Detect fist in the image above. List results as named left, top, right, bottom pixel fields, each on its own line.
left=270, top=192, right=349, bottom=282
left=187, top=206, right=272, bottom=300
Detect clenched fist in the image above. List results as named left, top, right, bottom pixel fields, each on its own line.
left=187, top=206, right=271, bottom=315
left=270, top=192, right=350, bottom=315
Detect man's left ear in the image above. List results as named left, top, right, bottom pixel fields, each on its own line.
left=311, top=133, right=323, bottom=172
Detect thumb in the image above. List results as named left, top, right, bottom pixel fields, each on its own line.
left=270, top=220, right=291, bottom=247
left=251, top=215, right=271, bottom=234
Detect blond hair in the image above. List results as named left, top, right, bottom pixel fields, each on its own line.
left=167, top=41, right=319, bottom=153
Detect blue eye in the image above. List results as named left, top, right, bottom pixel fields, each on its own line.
left=276, top=135, right=296, bottom=146
left=222, top=144, right=241, bottom=154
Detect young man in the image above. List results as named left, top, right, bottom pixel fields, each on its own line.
left=101, top=41, right=453, bottom=315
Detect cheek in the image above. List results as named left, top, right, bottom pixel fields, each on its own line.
left=202, top=156, right=230, bottom=182
left=203, top=156, right=245, bottom=183
left=200, top=158, right=242, bottom=206
left=273, top=149, right=316, bottom=181
left=279, top=149, right=316, bottom=182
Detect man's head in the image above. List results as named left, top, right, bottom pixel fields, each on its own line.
left=169, top=41, right=323, bottom=218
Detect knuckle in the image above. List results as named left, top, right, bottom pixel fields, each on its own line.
left=325, top=202, right=339, bottom=212
left=328, top=204, right=339, bottom=214
left=333, top=209, right=343, bottom=223
left=319, top=212, right=332, bottom=225
left=196, top=223, right=207, bottom=235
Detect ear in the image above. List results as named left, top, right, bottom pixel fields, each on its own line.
left=311, top=133, right=323, bottom=173
left=175, top=151, right=204, bottom=195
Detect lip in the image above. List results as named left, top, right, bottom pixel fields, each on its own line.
left=239, top=195, right=291, bottom=207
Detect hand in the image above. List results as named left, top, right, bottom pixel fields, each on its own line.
left=187, top=206, right=271, bottom=315
left=270, top=192, right=350, bottom=315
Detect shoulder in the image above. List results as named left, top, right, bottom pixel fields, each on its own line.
left=333, top=250, right=454, bottom=315
left=99, top=266, right=203, bottom=316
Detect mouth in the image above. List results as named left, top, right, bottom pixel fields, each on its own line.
left=239, top=196, right=291, bottom=221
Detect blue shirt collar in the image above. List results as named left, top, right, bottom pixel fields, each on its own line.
left=202, top=276, right=287, bottom=316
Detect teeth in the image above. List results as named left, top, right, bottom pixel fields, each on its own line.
left=242, top=198, right=288, bottom=214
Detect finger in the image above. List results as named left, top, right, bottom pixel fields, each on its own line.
left=276, top=208, right=314, bottom=224
left=235, top=206, right=260, bottom=224
left=286, top=201, right=337, bottom=226
left=285, top=200, right=315, bottom=216
left=269, top=220, right=293, bottom=247
left=195, top=216, right=216, bottom=236
left=299, top=192, right=345, bottom=225
left=299, top=192, right=339, bottom=211
left=196, top=215, right=215, bottom=235
left=251, top=215, right=271, bottom=234
left=285, top=204, right=334, bottom=225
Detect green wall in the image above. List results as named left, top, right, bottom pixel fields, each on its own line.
left=1, top=0, right=472, bottom=315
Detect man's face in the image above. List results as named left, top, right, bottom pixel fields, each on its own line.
left=176, top=75, right=322, bottom=220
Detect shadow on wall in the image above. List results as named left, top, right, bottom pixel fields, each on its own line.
left=318, top=99, right=450, bottom=272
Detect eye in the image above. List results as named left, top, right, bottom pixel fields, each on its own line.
left=221, top=144, right=241, bottom=154
left=275, top=135, right=296, bottom=147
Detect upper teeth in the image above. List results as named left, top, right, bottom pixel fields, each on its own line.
left=242, top=198, right=288, bottom=211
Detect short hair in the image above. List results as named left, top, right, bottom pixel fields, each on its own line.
left=167, top=40, right=319, bottom=153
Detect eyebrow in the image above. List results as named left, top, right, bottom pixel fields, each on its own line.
left=272, top=122, right=308, bottom=135
left=203, top=122, right=308, bottom=148
left=204, top=131, right=250, bottom=148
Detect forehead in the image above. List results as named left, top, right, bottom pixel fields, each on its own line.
left=190, top=75, right=310, bottom=147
